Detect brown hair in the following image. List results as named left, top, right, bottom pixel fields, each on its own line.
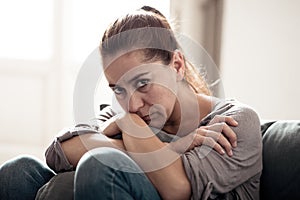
left=100, top=6, right=211, bottom=95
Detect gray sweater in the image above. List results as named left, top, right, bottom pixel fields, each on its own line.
left=45, top=99, right=262, bottom=199
left=182, top=99, right=262, bottom=199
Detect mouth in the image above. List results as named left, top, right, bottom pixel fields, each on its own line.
left=142, top=115, right=151, bottom=123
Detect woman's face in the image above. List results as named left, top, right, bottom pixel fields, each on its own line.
left=104, top=52, right=179, bottom=128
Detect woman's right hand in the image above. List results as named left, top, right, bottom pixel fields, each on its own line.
left=100, top=115, right=122, bottom=137
left=169, top=115, right=238, bottom=156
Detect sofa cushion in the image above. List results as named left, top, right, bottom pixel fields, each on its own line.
left=260, top=120, right=300, bottom=200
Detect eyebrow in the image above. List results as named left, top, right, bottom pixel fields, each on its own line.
left=108, top=72, right=150, bottom=88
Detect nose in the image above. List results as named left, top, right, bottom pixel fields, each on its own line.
left=128, top=91, right=144, bottom=114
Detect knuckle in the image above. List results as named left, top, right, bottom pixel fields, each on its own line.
left=220, top=122, right=227, bottom=131
left=198, top=128, right=206, bottom=136
left=193, top=133, right=199, bottom=141
left=215, top=145, right=222, bottom=152
left=217, top=115, right=226, bottom=121
left=216, top=133, right=224, bottom=141
left=206, top=137, right=215, bottom=146
left=224, top=142, right=232, bottom=150
left=193, top=134, right=200, bottom=141
left=215, top=114, right=221, bottom=119
left=194, top=135, right=203, bottom=146
left=232, top=134, right=237, bottom=141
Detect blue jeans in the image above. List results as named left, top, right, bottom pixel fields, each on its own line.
left=75, top=147, right=161, bottom=200
left=0, top=155, right=55, bottom=200
left=0, top=148, right=161, bottom=200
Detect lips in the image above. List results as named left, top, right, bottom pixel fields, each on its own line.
left=142, top=115, right=151, bottom=122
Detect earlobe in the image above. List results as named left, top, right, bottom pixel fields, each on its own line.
left=176, top=67, right=185, bottom=81
left=172, top=50, right=185, bottom=81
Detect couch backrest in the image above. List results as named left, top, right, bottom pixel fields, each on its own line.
left=260, top=120, right=300, bottom=200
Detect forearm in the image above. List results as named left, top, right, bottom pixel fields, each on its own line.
left=120, top=115, right=191, bottom=200
left=61, top=133, right=125, bottom=167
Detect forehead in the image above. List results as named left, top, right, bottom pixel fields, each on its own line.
left=104, top=52, right=141, bottom=82
left=104, top=52, right=166, bottom=85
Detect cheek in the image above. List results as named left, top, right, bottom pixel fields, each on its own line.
left=117, top=99, right=127, bottom=110
left=148, top=85, right=177, bottom=114
left=116, top=97, right=132, bottom=112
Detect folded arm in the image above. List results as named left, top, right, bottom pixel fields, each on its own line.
left=118, top=113, right=191, bottom=200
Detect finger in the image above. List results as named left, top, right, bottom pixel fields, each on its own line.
left=209, top=115, right=238, bottom=127
left=221, top=123, right=238, bottom=148
left=207, top=123, right=237, bottom=148
left=204, top=130, right=233, bottom=156
left=196, top=127, right=223, bottom=142
left=180, top=133, right=197, bottom=153
left=223, top=116, right=238, bottom=127
left=213, top=143, right=226, bottom=155
left=192, top=133, right=229, bottom=156
left=202, top=137, right=226, bottom=155
left=208, top=114, right=227, bottom=125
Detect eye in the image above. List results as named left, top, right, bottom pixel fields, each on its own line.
left=136, top=79, right=150, bottom=89
left=112, top=86, right=126, bottom=95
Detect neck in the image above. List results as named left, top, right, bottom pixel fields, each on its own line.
left=163, top=83, right=216, bottom=136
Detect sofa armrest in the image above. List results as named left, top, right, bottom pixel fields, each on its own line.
left=260, top=120, right=300, bottom=200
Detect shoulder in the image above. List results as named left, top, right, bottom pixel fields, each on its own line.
left=182, top=99, right=263, bottom=197
left=228, top=100, right=260, bottom=125
left=217, top=99, right=262, bottom=151
left=212, top=98, right=260, bottom=128
left=204, top=98, right=262, bottom=146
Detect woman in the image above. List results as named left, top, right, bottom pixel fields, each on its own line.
left=0, top=6, right=262, bottom=200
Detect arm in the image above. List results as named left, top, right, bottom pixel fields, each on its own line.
left=45, top=106, right=123, bottom=172
left=119, top=114, right=238, bottom=200
left=48, top=112, right=191, bottom=199
left=118, top=114, right=191, bottom=200
left=169, top=115, right=238, bottom=156
left=61, top=134, right=125, bottom=168
left=61, top=112, right=126, bottom=167
left=182, top=105, right=263, bottom=199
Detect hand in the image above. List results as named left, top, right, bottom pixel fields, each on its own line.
left=101, top=115, right=122, bottom=137
left=169, top=115, right=238, bottom=156
left=101, top=113, right=150, bottom=138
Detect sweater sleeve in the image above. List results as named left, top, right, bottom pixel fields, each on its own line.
left=182, top=103, right=263, bottom=200
left=45, top=106, right=116, bottom=173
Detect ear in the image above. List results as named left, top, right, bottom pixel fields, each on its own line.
left=171, top=50, right=185, bottom=81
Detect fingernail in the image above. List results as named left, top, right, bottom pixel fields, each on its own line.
left=229, top=150, right=233, bottom=156
left=233, top=141, right=237, bottom=148
left=221, top=149, right=225, bottom=155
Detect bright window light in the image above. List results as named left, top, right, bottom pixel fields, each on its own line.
left=0, top=0, right=53, bottom=60
left=69, top=0, right=170, bottom=63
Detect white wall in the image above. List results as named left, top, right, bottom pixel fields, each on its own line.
left=220, top=0, right=300, bottom=120
left=0, top=0, right=170, bottom=165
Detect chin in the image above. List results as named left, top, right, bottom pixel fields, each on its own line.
left=148, top=117, right=166, bottom=130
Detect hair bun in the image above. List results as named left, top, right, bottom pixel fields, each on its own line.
left=140, top=5, right=166, bottom=18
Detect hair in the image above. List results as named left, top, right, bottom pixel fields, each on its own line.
left=100, top=6, right=211, bottom=95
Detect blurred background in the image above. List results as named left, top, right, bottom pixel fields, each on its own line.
left=1, top=0, right=299, bottom=164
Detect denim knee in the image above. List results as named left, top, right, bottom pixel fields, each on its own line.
left=74, top=148, right=141, bottom=199
left=1, top=155, right=48, bottom=179
left=75, top=148, right=161, bottom=200
left=0, top=155, right=55, bottom=200
left=76, top=147, right=142, bottom=174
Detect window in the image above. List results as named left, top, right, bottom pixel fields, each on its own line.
left=68, top=0, right=170, bottom=63
left=0, top=0, right=53, bottom=60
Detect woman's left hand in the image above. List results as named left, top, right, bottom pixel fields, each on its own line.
left=169, top=115, right=238, bottom=156
left=102, top=113, right=151, bottom=138
left=101, top=115, right=122, bottom=137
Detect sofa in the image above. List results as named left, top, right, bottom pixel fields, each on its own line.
left=260, top=120, right=300, bottom=199
left=36, top=120, right=300, bottom=200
